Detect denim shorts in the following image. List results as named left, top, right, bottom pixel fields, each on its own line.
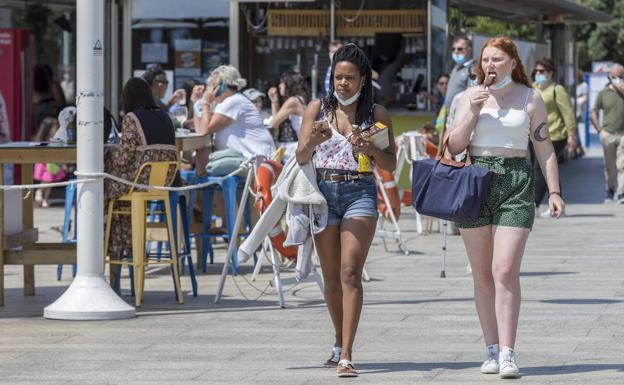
left=317, top=174, right=379, bottom=226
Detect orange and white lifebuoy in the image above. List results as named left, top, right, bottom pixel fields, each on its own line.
left=255, top=160, right=298, bottom=261
left=376, top=167, right=401, bottom=221
left=425, top=139, right=438, bottom=158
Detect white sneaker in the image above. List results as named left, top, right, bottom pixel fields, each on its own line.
left=480, top=344, right=499, bottom=374
left=499, top=347, right=520, bottom=379
left=35, top=189, right=43, bottom=204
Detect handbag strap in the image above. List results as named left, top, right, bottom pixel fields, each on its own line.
left=437, top=137, right=473, bottom=166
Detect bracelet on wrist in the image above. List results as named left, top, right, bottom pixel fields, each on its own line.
left=549, top=191, right=561, bottom=197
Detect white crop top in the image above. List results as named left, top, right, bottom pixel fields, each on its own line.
left=470, top=88, right=532, bottom=150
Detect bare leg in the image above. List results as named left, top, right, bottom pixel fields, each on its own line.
left=42, top=187, right=52, bottom=207
left=339, top=216, right=377, bottom=361
left=460, top=226, right=498, bottom=346
left=315, top=225, right=342, bottom=348
left=491, top=225, right=529, bottom=349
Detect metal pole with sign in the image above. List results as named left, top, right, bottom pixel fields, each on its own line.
left=44, top=0, right=135, bottom=320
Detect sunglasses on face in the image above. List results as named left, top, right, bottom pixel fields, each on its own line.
left=535, top=69, right=547, bottom=74
left=452, top=47, right=465, bottom=53
left=469, top=74, right=477, bottom=80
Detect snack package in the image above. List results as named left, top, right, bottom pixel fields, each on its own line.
left=363, top=122, right=389, bottom=149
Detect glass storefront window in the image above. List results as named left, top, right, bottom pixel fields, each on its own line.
left=131, top=0, right=230, bottom=97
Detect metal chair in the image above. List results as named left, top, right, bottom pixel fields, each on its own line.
left=104, top=161, right=185, bottom=307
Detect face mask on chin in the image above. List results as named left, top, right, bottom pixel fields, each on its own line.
left=334, top=88, right=361, bottom=106
left=489, top=73, right=513, bottom=90
left=334, top=79, right=364, bottom=106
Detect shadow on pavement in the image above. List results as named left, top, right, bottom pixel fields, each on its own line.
left=540, top=298, right=624, bottom=305
left=520, top=271, right=578, bottom=277
left=288, top=361, right=481, bottom=373
left=521, top=363, right=624, bottom=376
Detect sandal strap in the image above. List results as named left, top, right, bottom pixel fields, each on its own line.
left=338, top=359, right=355, bottom=369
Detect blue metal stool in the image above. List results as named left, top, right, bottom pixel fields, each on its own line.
left=111, top=193, right=198, bottom=299
left=56, top=182, right=77, bottom=280
left=195, top=174, right=253, bottom=275
left=168, top=192, right=198, bottom=296
left=145, top=169, right=197, bottom=258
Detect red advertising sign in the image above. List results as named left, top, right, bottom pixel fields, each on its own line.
left=0, top=29, right=16, bottom=141
left=0, top=29, right=34, bottom=142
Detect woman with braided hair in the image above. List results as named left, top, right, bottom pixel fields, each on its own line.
left=296, top=43, right=396, bottom=377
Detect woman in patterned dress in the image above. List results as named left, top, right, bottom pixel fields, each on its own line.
left=104, top=77, right=178, bottom=260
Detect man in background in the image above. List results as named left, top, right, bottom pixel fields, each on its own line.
left=444, top=34, right=474, bottom=111
left=590, top=63, right=624, bottom=203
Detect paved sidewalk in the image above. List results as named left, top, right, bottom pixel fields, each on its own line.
left=0, top=150, right=623, bottom=384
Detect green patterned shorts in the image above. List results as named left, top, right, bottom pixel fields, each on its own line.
left=456, top=156, right=535, bottom=230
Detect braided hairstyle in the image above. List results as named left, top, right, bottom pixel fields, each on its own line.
left=323, top=43, right=373, bottom=127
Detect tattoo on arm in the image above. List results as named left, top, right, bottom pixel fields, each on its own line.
left=534, top=122, right=548, bottom=142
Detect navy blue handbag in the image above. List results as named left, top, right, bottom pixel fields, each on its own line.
left=411, top=141, right=493, bottom=222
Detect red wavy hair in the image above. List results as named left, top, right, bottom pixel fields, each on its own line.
left=476, top=36, right=531, bottom=88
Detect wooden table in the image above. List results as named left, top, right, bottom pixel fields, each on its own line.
left=0, top=136, right=212, bottom=305
left=0, top=142, right=78, bottom=306
left=175, top=132, right=212, bottom=153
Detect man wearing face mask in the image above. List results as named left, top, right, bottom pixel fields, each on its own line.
left=444, top=34, right=474, bottom=111
left=590, top=63, right=624, bottom=203
left=532, top=58, right=577, bottom=216
left=446, top=63, right=477, bottom=131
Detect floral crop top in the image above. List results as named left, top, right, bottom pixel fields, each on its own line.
left=312, top=100, right=375, bottom=171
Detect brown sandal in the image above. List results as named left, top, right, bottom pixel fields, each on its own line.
left=337, top=359, right=358, bottom=377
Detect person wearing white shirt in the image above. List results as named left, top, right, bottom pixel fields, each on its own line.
left=193, top=65, right=276, bottom=170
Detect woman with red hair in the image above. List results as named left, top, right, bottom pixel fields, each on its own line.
left=447, top=36, right=565, bottom=379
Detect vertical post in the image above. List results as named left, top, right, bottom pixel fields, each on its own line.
left=229, top=1, right=240, bottom=68
left=62, top=11, right=71, bottom=89
left=44, top=0, right=135, bottom=320
left=330, top=0, right=336, bottom=42
left=110, top=0, right=119, bottom=119
left=426, top=0, right=432, bottom=110
left=311, top=53, right=318, bottom=100
left=121, top=0, right=132, bottom=85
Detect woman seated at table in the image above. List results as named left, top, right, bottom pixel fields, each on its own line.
left=267, top=70, right=310, bottom=161
left=104, top=77, right=178, bottom=259
left=192, top=65, right=275, bottom=171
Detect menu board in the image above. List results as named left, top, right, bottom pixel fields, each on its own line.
left=175, top=39, right=201, bottom=77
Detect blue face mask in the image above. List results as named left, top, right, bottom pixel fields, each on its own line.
left=468, top=76, right=477, bottom=87
left=452, top=53, right=465, bottom=65
left=535, top=74, right=547, bottom=85
left=489, top=74, right=513, bottom=90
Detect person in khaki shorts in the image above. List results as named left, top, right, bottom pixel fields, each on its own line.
left=590, top=63, right=624, bottom=203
